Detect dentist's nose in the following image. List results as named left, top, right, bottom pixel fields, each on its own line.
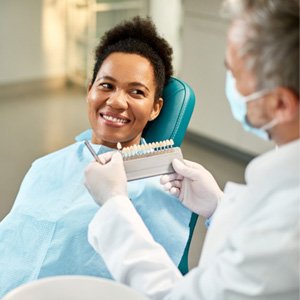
left=106, top=90, right=128, bottom=110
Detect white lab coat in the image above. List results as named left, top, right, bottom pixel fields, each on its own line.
left=88, top=139, right=300, bottom=300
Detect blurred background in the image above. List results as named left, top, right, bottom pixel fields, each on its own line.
left=0, top=0, right=274, bottom=268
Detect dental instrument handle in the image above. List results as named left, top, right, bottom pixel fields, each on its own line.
left=84, top=140, right=102, bottom=164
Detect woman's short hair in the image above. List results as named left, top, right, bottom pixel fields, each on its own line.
left=91, top=16, right=173, bottom=100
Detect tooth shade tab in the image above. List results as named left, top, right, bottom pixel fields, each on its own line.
left=117, top=142, right=122, bottom=150
left=120, top=139, right=175, bottom=161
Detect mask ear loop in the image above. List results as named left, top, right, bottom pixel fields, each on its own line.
left=260, top=118, right=279, bottom=131
left=244, top=89, right=270, bottom=102
left=244, top=89, right=279, bottom=131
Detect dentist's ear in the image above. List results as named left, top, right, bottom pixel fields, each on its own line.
left=274, top=87, right=299, bottom=123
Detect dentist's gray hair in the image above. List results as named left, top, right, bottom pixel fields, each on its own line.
left=222, top=0, right=299, bottom=95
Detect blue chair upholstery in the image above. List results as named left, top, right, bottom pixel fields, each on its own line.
left=142, top=77, right=195, bottom=146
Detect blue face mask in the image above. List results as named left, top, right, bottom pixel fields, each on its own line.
left=225, top=70, right=278, bottom=140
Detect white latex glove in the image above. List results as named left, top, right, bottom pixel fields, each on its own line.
left=84, top=151, right=128, bottom=206
left=160, top=159, right=223, bottom=218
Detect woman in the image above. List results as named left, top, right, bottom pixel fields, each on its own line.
left=0, top=16, right=193, bottom=297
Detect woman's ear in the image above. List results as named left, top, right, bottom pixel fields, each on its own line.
left=149, top=97, right=163, bottom=121
left=87, top=82, right=93, bottom=93
left=86, top=82, right=93, bottom=103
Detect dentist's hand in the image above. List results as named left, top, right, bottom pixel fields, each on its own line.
left=160, top=159, right=223, bottom=218
left=84, top=151, right=128, bottom=206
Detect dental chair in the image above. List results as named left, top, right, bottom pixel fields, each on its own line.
left=2, top=78, right=196, bottom=300
left=76, top=77, right=197, bottom=274
left=144, top=77, right=197, bottom=275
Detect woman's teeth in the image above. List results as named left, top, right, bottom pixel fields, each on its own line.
left=102, top=114, right=128, bottom=123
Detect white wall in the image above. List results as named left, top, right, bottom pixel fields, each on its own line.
left=149, top=0, right=182, bottom=75
left=0, top=0, right=66, bottom=85
left=180, top=0, right=274, bottom=155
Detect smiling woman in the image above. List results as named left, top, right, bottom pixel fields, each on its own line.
left=86, top=15, right=172, bottom=148
left=0, top=16, right=193, bottom=298
left=87, top=52, right=162, bottom=148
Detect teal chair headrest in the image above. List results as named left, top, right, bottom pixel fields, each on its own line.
left=142, top=77, right=195, bottom=147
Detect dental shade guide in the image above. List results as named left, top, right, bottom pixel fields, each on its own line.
left=120, top=139, right=183, bottom=181
left=84, top=139, right=183, bottom=181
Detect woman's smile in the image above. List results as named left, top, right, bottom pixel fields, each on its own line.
left=99, top=112, right=130, bottom=127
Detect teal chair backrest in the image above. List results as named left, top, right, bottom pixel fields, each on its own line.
left=142, top=77, right=195, bottom=146
left=144, top=77, right=197, bottom=275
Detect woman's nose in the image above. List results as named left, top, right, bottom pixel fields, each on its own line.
left=106, top=90, right=128, bottom=109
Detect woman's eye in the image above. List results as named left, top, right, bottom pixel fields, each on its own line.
left=99, top=83, right=112, bottom=89
left=131, top=89, right=145, bottom=96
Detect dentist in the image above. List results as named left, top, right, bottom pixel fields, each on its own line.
left=85, top=0, right=300, bottom=299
